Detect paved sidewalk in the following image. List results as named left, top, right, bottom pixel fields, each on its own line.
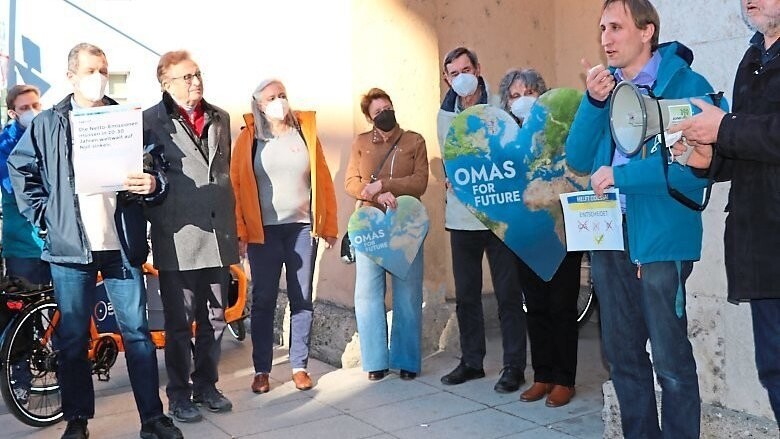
left=0, top=322, right=609, bottom=438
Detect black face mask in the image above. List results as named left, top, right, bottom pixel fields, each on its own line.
left=373, top=109, right=397, bottom=132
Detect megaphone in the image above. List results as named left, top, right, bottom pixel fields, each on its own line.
left=609, top=81, right=715, bottom=156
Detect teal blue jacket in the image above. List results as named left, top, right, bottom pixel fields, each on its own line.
left=565, top=42, right=722, bottom=265
left=0, top=121, right=44, bottom=259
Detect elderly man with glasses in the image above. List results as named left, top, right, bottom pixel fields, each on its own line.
left=143, top=50, right=239, bottom=424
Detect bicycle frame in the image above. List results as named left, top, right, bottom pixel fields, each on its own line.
left=140, top=263, right=249, bottom=348
left=0, top=263, right=249, bottom=428
left=28, top=263, right=248, bottom=360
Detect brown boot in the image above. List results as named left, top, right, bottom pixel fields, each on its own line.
left=519, top=382, right=553, bottom=402
left=292, top=371, right=313, bottom=391
left=251, top=373, right=270, bottom=394
left=545, top=385, right=575, bottom=407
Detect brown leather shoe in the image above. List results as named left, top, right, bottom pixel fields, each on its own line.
left=520, top=382, right=553, bottom=402
left=545, top=385, right=575, bottom=407
left=251, top=373, right=270, bottom=394
left=368, top=369, right=388, bottom=381
left=292, top=371, right=313, bottom=391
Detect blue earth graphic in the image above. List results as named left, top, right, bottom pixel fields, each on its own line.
left=347, top=196, right=429, bottom=278
left=443, top=88, right=589, bottom=280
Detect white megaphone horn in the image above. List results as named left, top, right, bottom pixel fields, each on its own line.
left=609, top=81, right=722, bottom=156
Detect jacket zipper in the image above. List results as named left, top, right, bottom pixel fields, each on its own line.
left=389, top=149, right=398, bottom=178
left=62, top=112, right=93, bottom=263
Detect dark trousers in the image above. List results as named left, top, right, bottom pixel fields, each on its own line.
left=517, top=251, right=581, bottom=386
left=751, top=298, right=780, bottom=426
left=159, top=267, right=229, bottom=403
left=248, top=223, right=316, bottom=373
left=450, top=230, right=526, bottom=370
left=5, top=257, right=51, bottom=284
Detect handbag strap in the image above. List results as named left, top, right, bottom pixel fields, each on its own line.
left=370, top=133, right=403, bottom=182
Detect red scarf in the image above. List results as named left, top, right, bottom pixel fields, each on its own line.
left=177, top=101, right=205, bottom=137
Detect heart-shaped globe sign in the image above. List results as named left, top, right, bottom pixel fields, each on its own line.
left=347, top=195, right=429, bottom=279
left=443, top=88, right=590, bottom=281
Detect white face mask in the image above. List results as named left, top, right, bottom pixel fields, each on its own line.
left=451, top=73, right=479, bottom=97
left=16, top=110, right=38, bottom=128
left=510, top=96, right=538, bottom=122
left=264, top=98, right=289, bottom=121
left=76, top=72, right=108, bottom=103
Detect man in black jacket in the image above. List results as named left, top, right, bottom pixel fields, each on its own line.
left=670, top=0, right=780, bottom=427
left=8, top=43, right=182, bottom=439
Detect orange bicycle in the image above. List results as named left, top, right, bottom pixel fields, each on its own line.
left=0, top=263, right=248, bottom=427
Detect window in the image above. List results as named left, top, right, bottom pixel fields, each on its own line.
left=108, top=72, right=129, bottom=104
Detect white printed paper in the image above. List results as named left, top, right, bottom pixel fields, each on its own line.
left=559, top=189, right=624, bottom=251
left=71, top=105, right=143, bottom=194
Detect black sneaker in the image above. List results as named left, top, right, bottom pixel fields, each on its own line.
left=168, top=399, right=203, bottom=423
left=193, top=388, right=232, bottom=413
left=440, top=362, right=485, bottom=385
left=141, top=415, right=183, bottom=439
left=61, top=418, right=89, bottom=439
left=493, top=366, right=525, bottom=393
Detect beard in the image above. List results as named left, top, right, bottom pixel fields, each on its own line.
left=743, top=3, right=780, bottom=36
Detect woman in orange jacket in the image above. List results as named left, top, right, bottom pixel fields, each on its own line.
left=231, top=79, right=337, bottom=394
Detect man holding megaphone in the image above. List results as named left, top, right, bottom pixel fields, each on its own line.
left=565, top=1, right=722, bottom=438
left=668, top=0, right=780, bottom=428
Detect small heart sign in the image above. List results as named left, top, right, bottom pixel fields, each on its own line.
left=347, top=196, right=429, bottom=279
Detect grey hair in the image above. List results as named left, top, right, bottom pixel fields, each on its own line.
left=67, top=43, right=106, bottom=73
left=251, top=79, right=298, bottom=141
left=443, top=46, right=479, bottom=72
left=498, top=68, right=548, bottom=111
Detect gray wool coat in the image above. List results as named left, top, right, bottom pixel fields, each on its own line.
left=143, top=96, right=239, bottom=271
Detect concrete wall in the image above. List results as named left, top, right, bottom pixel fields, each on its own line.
left=553, top=0, right=605, bottom=89
left=651, top=0, right=773, bottom=420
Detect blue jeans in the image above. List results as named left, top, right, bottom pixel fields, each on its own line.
left=50, top=251, right=163, bottom=422
left=354, top=247, right=424, bottom=373
left=248, top=223, right=316, bottom=372
left=751, top=298, right=780, bottom=426
left=592, top=248, right=699, bottom=439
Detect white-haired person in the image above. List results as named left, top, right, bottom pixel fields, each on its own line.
left=231, top=79, right=338, bottom=394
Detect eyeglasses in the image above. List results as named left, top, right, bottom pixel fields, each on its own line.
left=169, top=71, right=202, bottom=84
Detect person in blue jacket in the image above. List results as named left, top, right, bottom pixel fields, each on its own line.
left=0, top=84, right=49, bottom=407
left=565, top=1, right=722, bottom=437
left=0, top=84, right=49, bottom=284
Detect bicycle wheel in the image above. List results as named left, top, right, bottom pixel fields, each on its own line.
left=576, top=252, right=598, bottom=326
left=0, top=298, right=63, bottom=427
